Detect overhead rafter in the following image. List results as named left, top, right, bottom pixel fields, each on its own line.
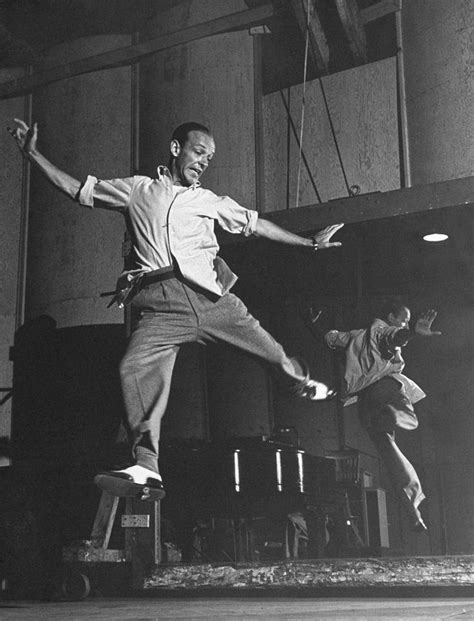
left=334, top=0, right=367, bottom=65
left=289, top=0, right=329, bottom=75
left=0, top=4, right=273, bottom=100
left=360, top=0, right=401, bottom=24
left=267, top=176, right=474, bottom=232
left=221, top=176, right=474, bottom=243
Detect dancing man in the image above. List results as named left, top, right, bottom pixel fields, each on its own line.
left=320, top=300, right=441, bottom=531
left=9, top=118, right=343, bottom=498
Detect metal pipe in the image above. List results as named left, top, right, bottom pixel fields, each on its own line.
left=396, top=0, right=412, bottom=187
left=252, top=33, right=265, bottom=213
left=15, top=67, right=33, bottom=329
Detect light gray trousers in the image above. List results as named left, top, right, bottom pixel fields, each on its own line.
left=119, top=277, right=306, bottom=474
left=358, top=377, right=426, bottom=523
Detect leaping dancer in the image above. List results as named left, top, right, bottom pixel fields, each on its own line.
left=9, top=118, right=343, bottom=499
left=318, top=300, right=441, bottom=531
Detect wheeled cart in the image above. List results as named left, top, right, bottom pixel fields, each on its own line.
left=61, top=489, right=161, bottom=599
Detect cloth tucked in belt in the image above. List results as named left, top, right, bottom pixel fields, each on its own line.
left=108, top=266, right=176, bottom=308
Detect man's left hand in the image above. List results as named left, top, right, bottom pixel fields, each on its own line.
left=413, top=310, right=442, bottom=337
left=312, top=223, right=344, bottom=249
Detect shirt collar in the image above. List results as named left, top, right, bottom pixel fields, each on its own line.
left=156, top=165, right=201, bottom=190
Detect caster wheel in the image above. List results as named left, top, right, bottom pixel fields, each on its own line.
left=61, top=570, right=91, bottom=601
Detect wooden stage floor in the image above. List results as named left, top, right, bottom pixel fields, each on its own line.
left=1, top=595, right=474, bottom=620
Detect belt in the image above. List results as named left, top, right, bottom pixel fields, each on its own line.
left=141, top=267, right=176, bottom=285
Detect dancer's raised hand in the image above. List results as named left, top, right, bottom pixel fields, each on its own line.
left=7, top=118, right=38, bottom=157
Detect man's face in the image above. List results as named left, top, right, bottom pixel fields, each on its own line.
left=170, top=130, right=215, bottom=187
left=388, top=307, right=411, bottom=329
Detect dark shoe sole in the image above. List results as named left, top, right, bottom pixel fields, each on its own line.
left=94, top=473, right=166, bottom=501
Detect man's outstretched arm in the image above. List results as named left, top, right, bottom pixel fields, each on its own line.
left=7, top=118, right=81, bottom=199
left=254, top=218, right=343, bottom=251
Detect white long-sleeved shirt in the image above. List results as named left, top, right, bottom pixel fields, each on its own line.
left=78, top=165, right=258, bottom=297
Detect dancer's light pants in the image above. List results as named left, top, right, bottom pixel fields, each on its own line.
left=119, top=277, right=307, bottom=473
left=358, top=377, right=425, bottom=522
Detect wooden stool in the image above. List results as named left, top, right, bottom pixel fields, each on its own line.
left=62, top=489, right=161, bottom=598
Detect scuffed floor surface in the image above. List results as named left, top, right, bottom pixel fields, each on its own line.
left=145, top=557, right=474, bottom=589
left=1, top=597, right=474, bottom=620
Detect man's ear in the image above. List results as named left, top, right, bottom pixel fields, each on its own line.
left=170, top=139, right=181, bottom=158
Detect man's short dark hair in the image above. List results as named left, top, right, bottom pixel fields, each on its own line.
left=380, top=298, right=409, bottom=320
left=171, top=122, right=212, bottom=147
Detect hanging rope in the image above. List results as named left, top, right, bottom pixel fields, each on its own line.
left=317, top=76, right=352, bottom=197
left=279, top=89, right=322, bottom=204
left=295, top=0, right=312, bottom=208
left=302, top=8, right=352, bottom=197
left=278, top=0, right=354, bottom=204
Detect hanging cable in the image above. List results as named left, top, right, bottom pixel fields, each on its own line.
left=278, top=0, right=353, bottom=204
left=295, top=0, right=312, bottom=207
left=279, top=89, right=322, bottom=204
left=317, top=77, right=352, bottom=196
left=303, top=18, right=352, bottom=197
left=278, top=0, right=322, bottom=205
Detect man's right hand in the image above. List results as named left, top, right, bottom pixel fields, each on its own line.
left=413, top=310, right=442, bottom=337
left=7, top=118, right=38, bottom=157
left=7, top=118, right=81, bottom=199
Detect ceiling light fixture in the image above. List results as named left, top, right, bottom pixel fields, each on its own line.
left=422, top=232, right=449, bottom=242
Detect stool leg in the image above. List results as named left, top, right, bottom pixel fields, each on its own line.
left=124, top=499, right=161, bottom=589
left=90, top=491, right=119, bottom=549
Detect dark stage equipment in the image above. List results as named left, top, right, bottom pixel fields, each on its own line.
left=158, top=438, right=374, bottom=563
left=10, top=316, right=127, bottom=477
left=1, top=318, right=128, bottom=597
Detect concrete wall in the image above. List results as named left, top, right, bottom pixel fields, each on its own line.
left=26, top=35, right=132, bottom=327
left=406, top=292, right=474, bottom=555
left=402, top=0, right=474, bottom=183
left=0, top=69, right=26, bottom=466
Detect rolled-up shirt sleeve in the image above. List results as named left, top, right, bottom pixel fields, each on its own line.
left=214, top=195, right=258, bottom=237
left=78, top=175, right=134, bottom=212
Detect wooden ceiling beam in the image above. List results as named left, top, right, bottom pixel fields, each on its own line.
left=0, top=4, right=273, bottom=100
left=360, top=0, right=401, bottom=24
left=334, top=0, right=367, bottom=65
left=289, top=0, right=329, bottom=75
left=267, top=176, right=474, bottom=232
left=221, top=176, right=474, bottom=243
